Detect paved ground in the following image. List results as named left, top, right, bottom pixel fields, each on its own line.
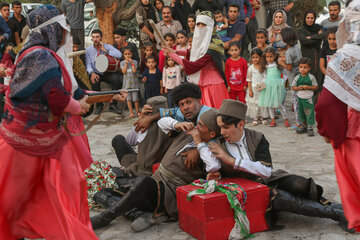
left=85, top=99, right=359, bottom=240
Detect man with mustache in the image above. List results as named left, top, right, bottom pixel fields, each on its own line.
left=321, top=0, right=343, bottom=31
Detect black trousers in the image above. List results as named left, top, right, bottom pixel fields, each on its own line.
left=111, top=134, right=136, bottom=165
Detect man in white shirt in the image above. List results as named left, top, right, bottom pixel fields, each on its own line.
left=207, top=99, right=352, bottom=232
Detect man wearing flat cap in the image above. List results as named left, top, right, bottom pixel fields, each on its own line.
left=206, top=99, right=353, bottom=232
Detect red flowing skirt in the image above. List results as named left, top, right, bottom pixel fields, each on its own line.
left=333, top=109, right=360, bottom=231
left=200, top=83, right=229, bottom=109
left=0, top=137, right=98, bottom=239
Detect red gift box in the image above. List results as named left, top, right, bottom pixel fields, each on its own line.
left=176, top=178, right=269, bottom=240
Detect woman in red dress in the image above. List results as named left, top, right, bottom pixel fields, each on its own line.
left=164, top=11, right=229, bottom=109
left=0, top=5, right=126, bottom=239
left=316, top=0, right=360, bottom=232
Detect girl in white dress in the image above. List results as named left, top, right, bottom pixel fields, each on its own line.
left=246, top=48, right=269, bottom=125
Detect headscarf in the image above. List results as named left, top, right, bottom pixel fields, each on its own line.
left=189, top=11, right=226, bottom=85
left=11, top=5, right=78, bottom=99
left=303, top=9, right=323, bottom=33
left=268, top=10, right=288, bottom=32
left=323, top=0, right=360, bottom=111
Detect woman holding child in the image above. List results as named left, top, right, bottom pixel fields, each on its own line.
left=164, top=11, right=229, bottom=109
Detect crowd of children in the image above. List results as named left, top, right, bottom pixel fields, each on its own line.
left=113, top=9, right=338, bottom=136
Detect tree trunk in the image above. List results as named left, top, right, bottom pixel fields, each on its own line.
left=96, top=1, right=117, bottom=44
left=94, top=0, right=140, bottom=45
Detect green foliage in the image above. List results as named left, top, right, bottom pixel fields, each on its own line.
left=292, top=0, right=327, bottom=28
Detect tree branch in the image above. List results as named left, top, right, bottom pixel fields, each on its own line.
left=113, top=0, right=140, bottom=24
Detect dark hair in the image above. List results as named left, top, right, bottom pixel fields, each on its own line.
left=262, top=46, right=282, bottom=71
left=187, top=13, right=196, bottom=21
left=218, top=114, right=241, bottom=127
left=0, top=3, right=10, bottom=9
left=11, top=1, right=21, bottom=6
left=256, top=28, right=267, bottom=38
left=187, top=32, right=193, bottom=39
left=299, top=57, right=312, bottom=66
left=346, top=0, right=353, bottom=7
left=171, top=83, right=202, bottom=106
left=122, top=46, right=133, bottom=54
left=113, top=28, right=127, bottom=36
left=325, top=27, right=337, bottom=40
left=176, top=30, right=187, bottom=38
left=164, top=56, right=178, bottom=68
left=214, top=10, right=223, bottom=15
left=304, top=9, right=317, bottom=24
left=143, top=41, right=153, bottom=49
left=164, top=32, right=175, bottom=41
left=91, top=29, right=102, bottom=37
left=329, top=0, right=341, bottom=8
left=162, top=6, right=171, bottom=13
left=229, top=42, right=241, bottom=51
left=72, top=35, right=81, bottom=45
left=280, top=27, right=298, bottom=47
left=250, top=48, right=265, bottom=72
left=228, top=3, right=240, bottom=11
left=154, top=0, right=164, bottom=9
left=146, top=55, right=157, bottom=63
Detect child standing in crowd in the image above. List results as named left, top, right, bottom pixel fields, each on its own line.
left=246, top=48, right=268, bottom=125
left=187, top=32, right=193, bottom=51
left=140, top=42, right=158, bottom=73
left=163, top=56, right=181, bottom=107
left=319, top=27, right=337, bottom=88
left=187, top=14, right=196, bottom=33
left=158, top=33, right=176, bottom=72
left=121, top=48, right=140, bottom=118
left=291, top=57, right=318, bottom=136
left=225, top=42, right=248, bottom=103
left=258, top=47, right=290, bottom=127
left=279, top=27, right=302, bottom=127
left=255, top=29, right=269, bottom=51
left=175, top=30, right=188, bottom=53
left=214, top=10, right=231, bottom=43
left=142, top=55, right=163, bottom=100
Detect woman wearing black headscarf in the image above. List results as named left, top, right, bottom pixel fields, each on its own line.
left=298, top=9, right=324, bottom=83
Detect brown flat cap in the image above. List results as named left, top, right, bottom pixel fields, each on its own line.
left=218, top=99, right=247, bottom=120
left=200, top=108, right=221, bottom=136
left=147, top=96, right=168, bottom=114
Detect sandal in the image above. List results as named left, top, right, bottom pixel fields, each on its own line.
left=269, top=120, right=277, bottom=127
left=129, top=113, right=135, bottom=118
left=261, top=120, right=268, bottom=125
left=284, top=119, right=291, bottom=128
left=252, top=120, right=259, bottom=126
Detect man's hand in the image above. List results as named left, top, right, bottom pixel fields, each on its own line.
left=207, top=171, right=221, bottom=181
left=174, top=122, right=194, bottom=132
left=140, top=104, right=153, bottom=119
left=283, top=2, right=294, bottom=12
left=188, top=128, right=202, bottom=145
left=134, top=116, right=153, bottom=133
left=223, top=41, right=230, bottom=49
left=244, top=17, right=250, bottom=25
left=90, top=73, right=100, bottom=84
left=249, top=89, right=254, bottom=97
left=99, top=41, right=107, bottom=52
left=182, top=148, right=200, bottom=171
left=208, top=142, right=235, bottom=166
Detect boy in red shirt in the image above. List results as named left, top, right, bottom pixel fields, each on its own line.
left=225, top=42, right=248, bottom=103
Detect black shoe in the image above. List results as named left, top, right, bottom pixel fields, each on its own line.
left=307, top=127, right=315, bottom=137
left=94, top=104, right=104, bottom=115
left=109, top=104, right=122, bottom=114
left=273, top=189, right=355, bottom=233
left=296, top=126, right=307, bottom=134
left=93, top=189, right=121, bottom=209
